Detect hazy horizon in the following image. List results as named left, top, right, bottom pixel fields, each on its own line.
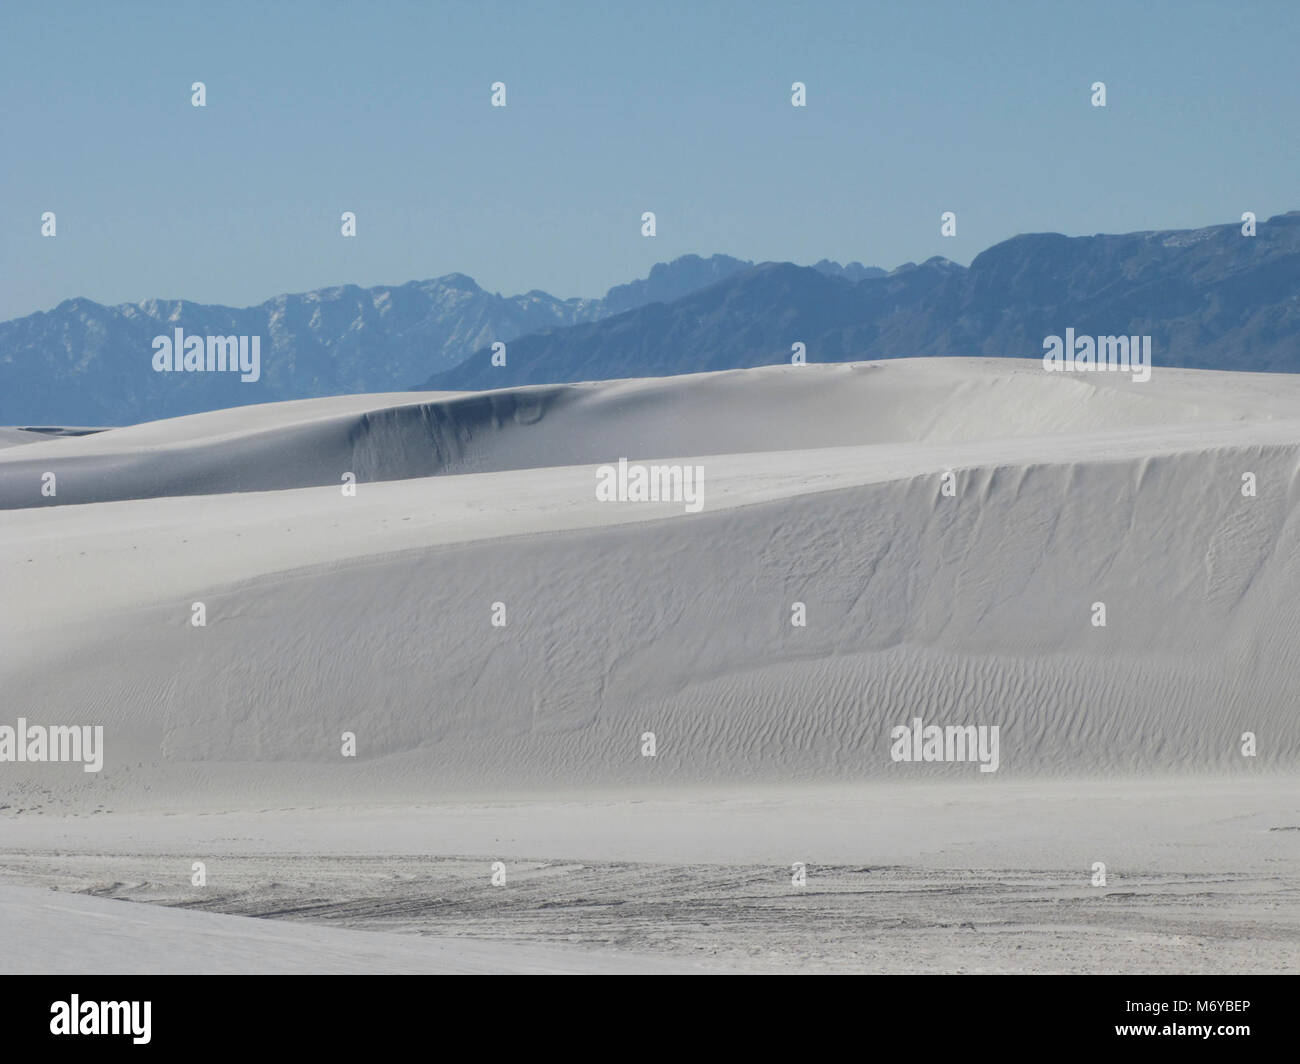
left=4, top=0, right=1298, bottom=320
left=12, top=206, right=1297, bottom=320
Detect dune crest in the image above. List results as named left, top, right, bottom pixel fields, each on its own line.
left=3, top=359, right=1298, bottom=810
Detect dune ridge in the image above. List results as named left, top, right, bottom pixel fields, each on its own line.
left=3, top=359, right=1298, bottom=811
left=3, top=357, right=1295, bottom=510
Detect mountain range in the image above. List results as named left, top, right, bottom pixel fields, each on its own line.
left=427, top=213, right=1300, bottom=390
left=3, top=214, right=1298, bottom=424
left=0, top=253, right=886, bottom=425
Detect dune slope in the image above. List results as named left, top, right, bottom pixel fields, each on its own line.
left=2, top=359, right=1298, bottom=810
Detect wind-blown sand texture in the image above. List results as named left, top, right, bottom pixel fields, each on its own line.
left=3, top=359, right=1297, bottom=972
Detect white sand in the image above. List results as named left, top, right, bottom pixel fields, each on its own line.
left=2, top=358, right=1298, bottom=972
left=0, top=884, right=721, bottom=974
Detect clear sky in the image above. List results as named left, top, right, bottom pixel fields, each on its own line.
left=2, top=0, right=1297, bottom=320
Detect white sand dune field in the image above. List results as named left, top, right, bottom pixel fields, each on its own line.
left=2, top=358, right=1298, bottom=972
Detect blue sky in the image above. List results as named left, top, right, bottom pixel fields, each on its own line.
left=2, top=0, right=1297, bottom=320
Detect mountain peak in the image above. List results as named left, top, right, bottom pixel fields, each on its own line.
left=8, top=213, right=1300, bottom=424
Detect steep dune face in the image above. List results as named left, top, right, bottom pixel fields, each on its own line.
left=2, top=359, right=1299, bottom=810
left=0, top=357, right=1281, bottom=510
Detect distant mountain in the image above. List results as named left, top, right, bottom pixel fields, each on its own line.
left=598, top=254, right=875, bottom=315
left=599, top=254, right=753, bottom=315
left=427, top=213, right=1300, bottom=390
left=9, top=213, right=1300, bottom=424
left=0, top=255, right=758, bottom=425
left=811, top=259, right=888, bottom=283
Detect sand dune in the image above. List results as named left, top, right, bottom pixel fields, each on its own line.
left=2, top=358, right=1298, bottom=813
left=5, top=356, right=1300, bottom=974
left=4, top=357, right=1296, bottom=509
